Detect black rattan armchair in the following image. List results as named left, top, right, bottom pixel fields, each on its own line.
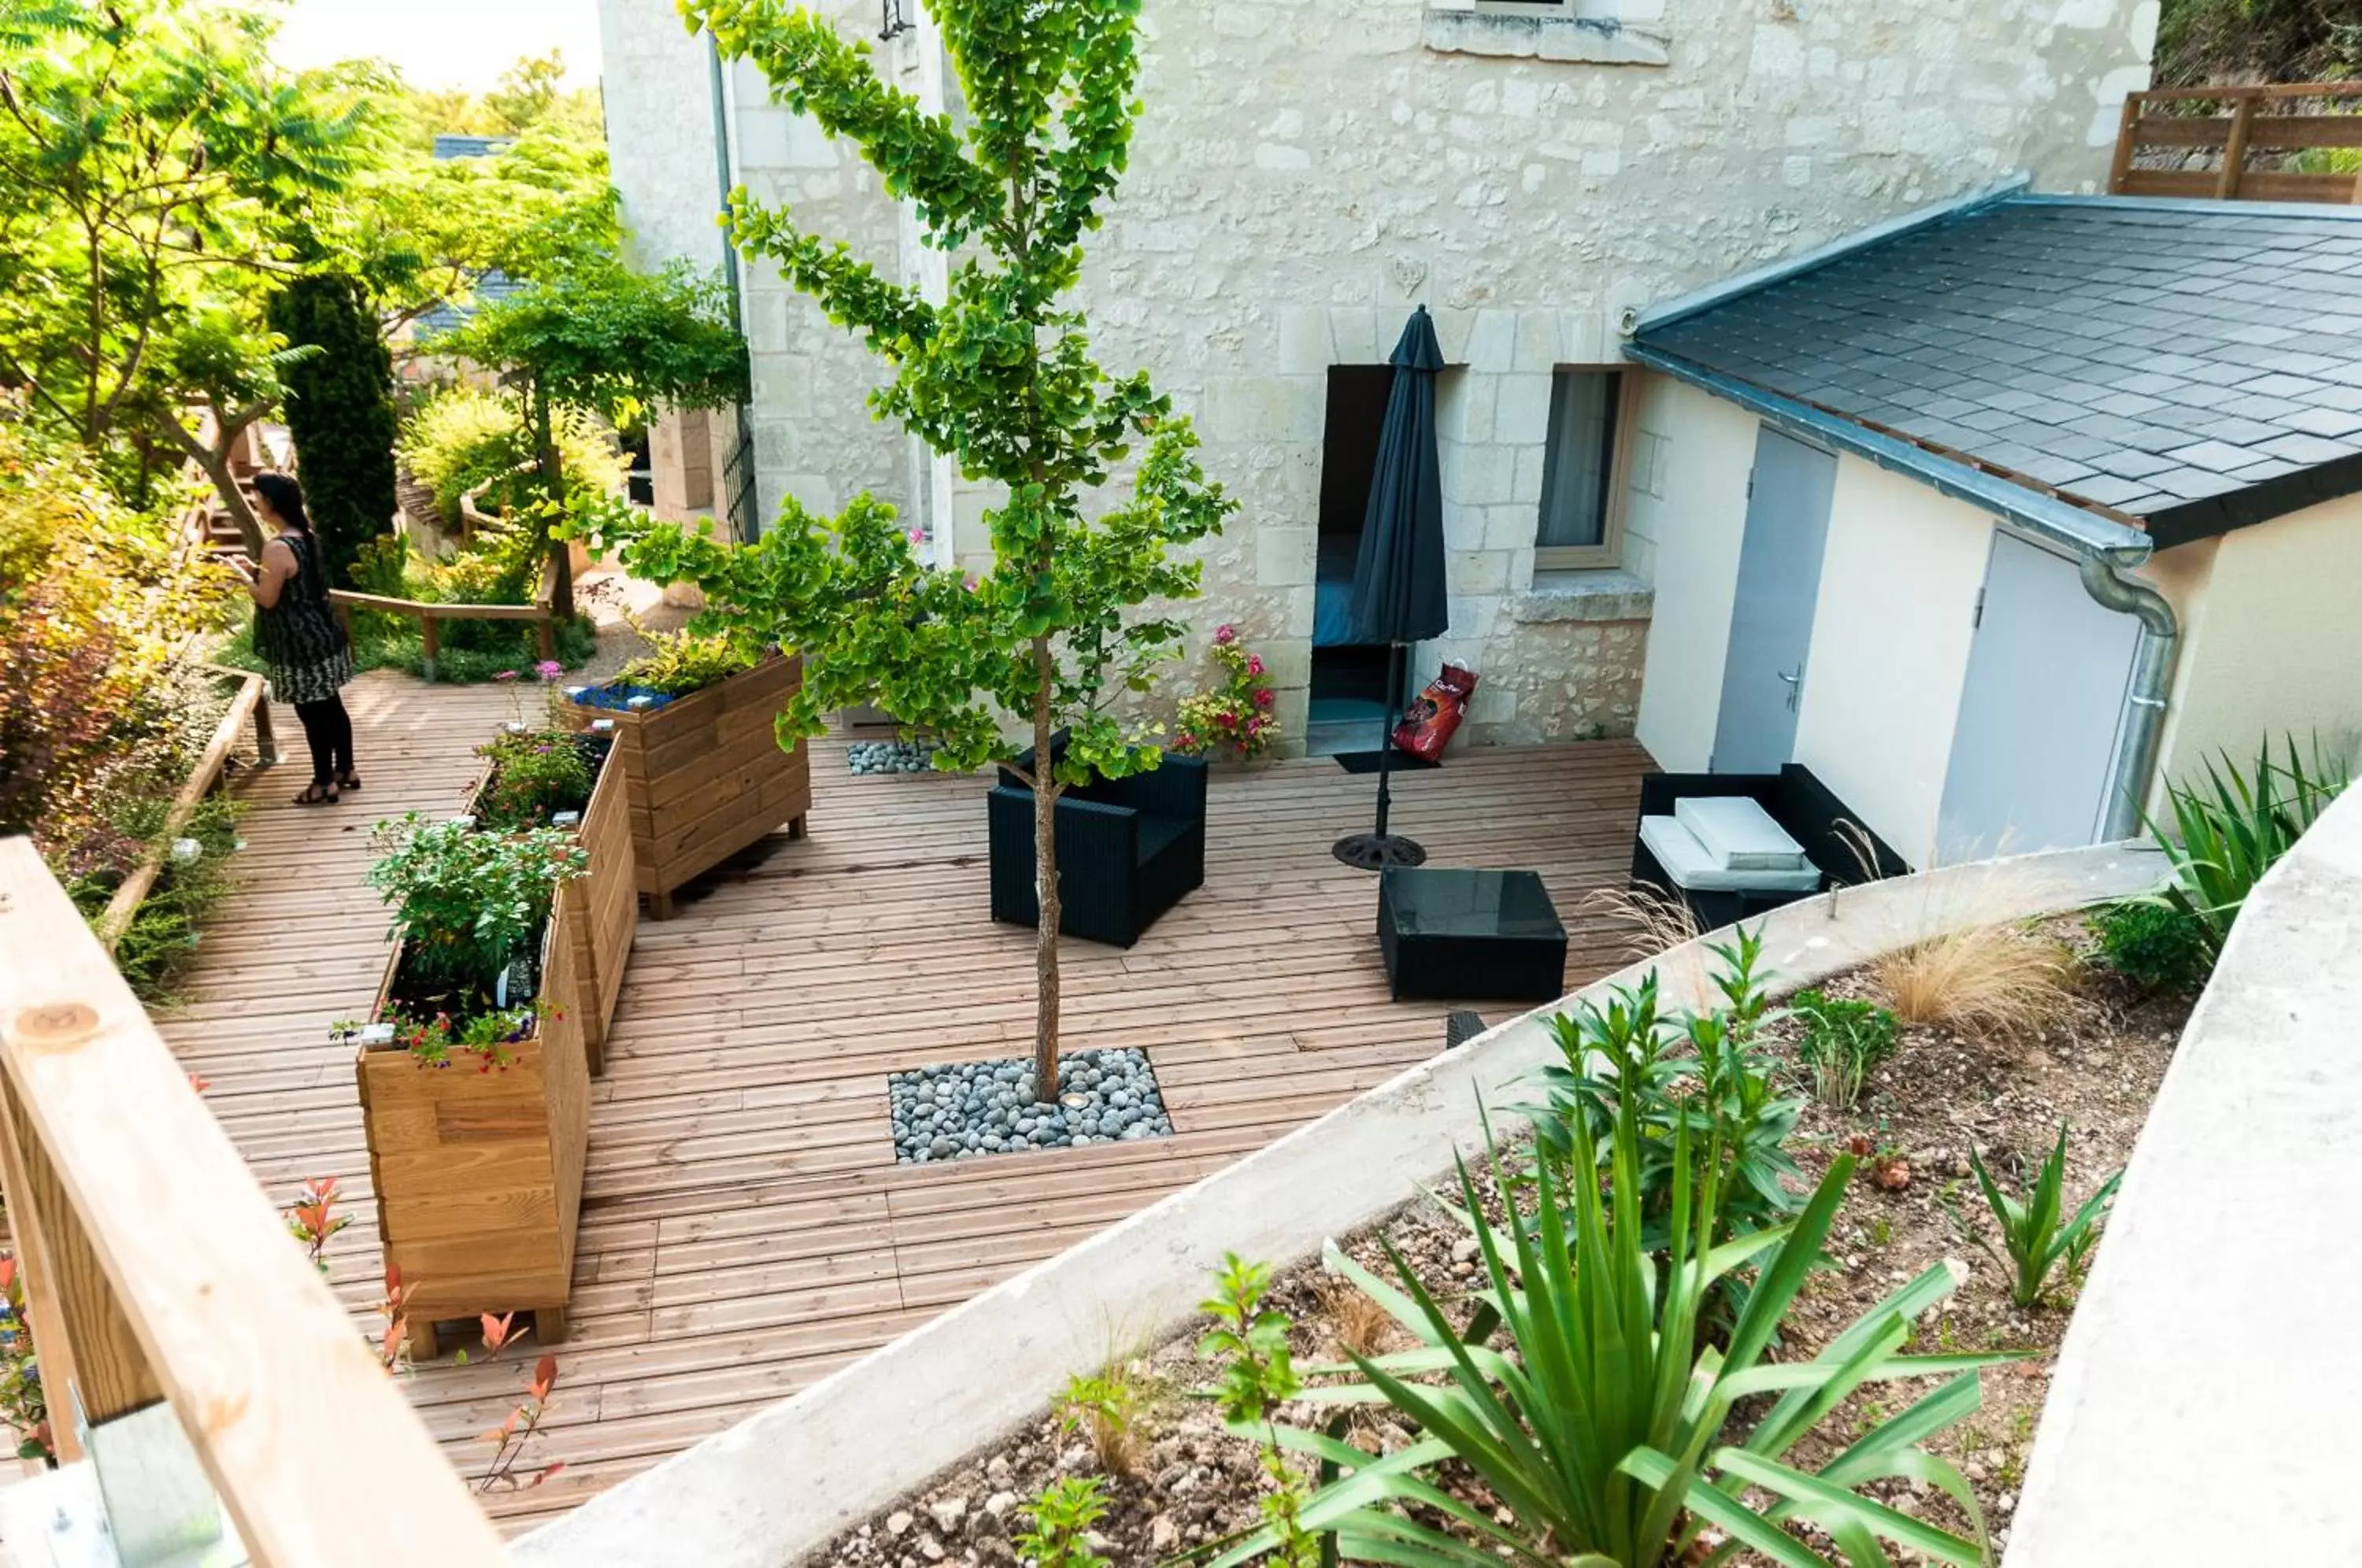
left=988, top=734, right=1208, bottom=948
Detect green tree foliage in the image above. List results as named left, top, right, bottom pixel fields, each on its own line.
left=448, top=257, right=746, bottom=617
left=334, top=111, right=619, bottom=342
left=268, top=274, right=398, bottom=585
left=2156, top=0, right=2362, bottom=86
left=613, top=0, right=1235, bottom=1095
left=0, top=0, right=370, bottom=549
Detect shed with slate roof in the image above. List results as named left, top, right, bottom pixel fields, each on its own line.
left=1613, top=187, right=2362, bottom=868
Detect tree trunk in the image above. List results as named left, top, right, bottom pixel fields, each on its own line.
left=166, top=411, right=267, bottom=557
left=200, top=451, right=268, bottom=557
left=1031, top=635, right=1061, bottom=1104
left=533, top=381, right=575, bottom=621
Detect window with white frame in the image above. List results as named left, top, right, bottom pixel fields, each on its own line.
left=1534, top=368, right=1629, bottom=570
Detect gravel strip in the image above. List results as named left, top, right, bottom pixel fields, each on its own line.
left=889, top=1048, right=1174, bottom=1163
left=849, top=739, right=940, bottom=775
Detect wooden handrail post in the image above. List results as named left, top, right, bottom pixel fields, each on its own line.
left=0, top=1067, right=87, bottom=1463
left=0, top=840, right=511, bottom=1566
left=420, top=616, right=441, bottom=683
left=0, top=1073, right=166, bottom=1426
left=2108, top=91, right=2142, bottom=194
left=253, top=692, right=280, bottom=766
left=2219, top=94, right=2256, bottom=199
left=537, top=616, right=557, bottom=664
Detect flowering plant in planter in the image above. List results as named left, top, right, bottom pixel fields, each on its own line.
left=364, top=815, right=587, bottom=1004
left=472, top=731, right=596, bottom=831
left=1172, top=626, right=1277, bottom=763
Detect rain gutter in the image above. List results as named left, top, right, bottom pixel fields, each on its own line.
left=1623, top=344, right=2178, bottom=843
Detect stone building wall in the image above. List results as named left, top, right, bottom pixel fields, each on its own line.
left=608, top=0, right=2157, bottom=750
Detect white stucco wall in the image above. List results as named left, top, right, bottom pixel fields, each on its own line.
left=1791, top=464, right=1994, bottom=867
left=1628, top=397, right=2000, bottom=864
left=1630, top=374, right=1757, bottom=768
left=604, top=0, right=2154, bottom=747
left=2149, top=493, right=2362, bottom=788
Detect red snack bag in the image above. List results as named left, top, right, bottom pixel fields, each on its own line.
left=1393, top=664, right=1478, bottom=763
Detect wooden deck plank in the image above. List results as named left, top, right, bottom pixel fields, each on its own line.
left=149, top=669, right=1649, bottom=1525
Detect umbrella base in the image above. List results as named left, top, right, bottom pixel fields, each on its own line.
left=1332, top=833, right=1428, bottom=871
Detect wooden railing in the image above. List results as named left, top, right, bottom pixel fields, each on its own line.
left=329, top=590, right=557, bottom=681
left=2109, top=83, right=2362, bottom=204
left=329, top=534, right=565, bottom=682
left=94, top=667, right=276, bottom=953
left=0, top=840, right=509, bottom=1564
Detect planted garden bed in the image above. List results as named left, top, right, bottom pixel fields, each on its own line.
left=350, top=815, right=593, bottom=1361
left=819, top=913, right=2194, bottom=1568
left=562, top=641, right=810, bottom=919
left=464, top=724, right=636, bottom=1073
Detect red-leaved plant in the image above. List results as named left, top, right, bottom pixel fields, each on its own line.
left=287, top=1182, right=563, bottom=1488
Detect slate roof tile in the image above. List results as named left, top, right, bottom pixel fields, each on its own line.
left=1635, top=198, right=2362, bottom=531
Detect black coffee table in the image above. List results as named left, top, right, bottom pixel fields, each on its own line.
left=1377, top=867, right=1568, bottom=1003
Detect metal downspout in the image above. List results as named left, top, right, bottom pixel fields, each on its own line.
left=2080, top=548, right=2179, bottom=841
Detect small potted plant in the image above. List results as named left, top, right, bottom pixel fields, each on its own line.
left=1171, top=625, right=1279, bottom=768
left=469, top=671, right=636, bottom=1071
left=350, top=815, right=590, bottom=1359
left=561, top=630, right=812, bottom=919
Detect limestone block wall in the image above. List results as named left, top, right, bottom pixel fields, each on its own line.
left=597, top=0, right=729, bottom=276
left=605, top=0, right=2156, bottom=750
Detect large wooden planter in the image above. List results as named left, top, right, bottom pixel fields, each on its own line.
left=465, top=730, right=637, bottom=1074
left=353, top=923, right=589, bottom=1359
left=565, top=653, right=812, bottom=919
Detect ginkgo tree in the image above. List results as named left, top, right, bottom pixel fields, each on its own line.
left=613, top=0, right=1235, bottom=1100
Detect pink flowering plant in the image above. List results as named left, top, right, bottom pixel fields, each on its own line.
left=1172, top=626, right=1278, bottom=763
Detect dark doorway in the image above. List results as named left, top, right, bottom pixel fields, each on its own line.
left=1310, top=365, right=1396, bottom=756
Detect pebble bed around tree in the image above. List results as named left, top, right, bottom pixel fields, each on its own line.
left=847, top=740, right=939, bottom=775
left=889, top=1049, right=1174, bottom=1164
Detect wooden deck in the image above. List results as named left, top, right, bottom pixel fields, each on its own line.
left=165, top=671, right=1648, bottom=1529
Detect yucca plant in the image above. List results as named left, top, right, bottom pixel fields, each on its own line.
left=1960, top=1122, right=2123, bottom=1311
left=2153, top=735, right=2348, bottom=955
left=1208, top=1097, right=2019, bottom=1567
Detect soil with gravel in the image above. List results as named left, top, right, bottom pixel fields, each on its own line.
left=820, top=915, right=2191, bottom=1568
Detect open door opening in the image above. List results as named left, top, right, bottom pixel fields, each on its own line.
left=1309, top=364, right=1397, bottom=757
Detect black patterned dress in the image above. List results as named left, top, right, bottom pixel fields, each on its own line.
left=252, top=531, right=354, bottom=704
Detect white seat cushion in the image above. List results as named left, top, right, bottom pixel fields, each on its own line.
left=1641, top=816, right=1823, bottom=894
left=1675, top=795, right=1811, bottom=871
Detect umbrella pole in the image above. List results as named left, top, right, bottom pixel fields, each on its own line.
left=1373, top=642, right=1400, bottom=840
left=1331, top=642, right=1427, bottom=871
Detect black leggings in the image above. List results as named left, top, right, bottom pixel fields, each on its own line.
left=293, top=696, right=355, bottom=786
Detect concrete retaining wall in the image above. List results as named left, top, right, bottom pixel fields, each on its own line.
left=519, top=841, right=2163, bottom=1568
left=2005, top=791, right=2362, bottom=1564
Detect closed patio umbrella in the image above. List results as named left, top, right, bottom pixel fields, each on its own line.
left=1333, top=305, right=1449, bottom=871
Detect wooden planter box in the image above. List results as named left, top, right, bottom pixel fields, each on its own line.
left=353, top=923, right=590, bottom=1359
left=465, top=730, right=637, bottom=1074
left=565, top=653, right=813, bottom=919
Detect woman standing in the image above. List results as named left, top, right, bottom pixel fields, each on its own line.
left=232, top=472, right=359, bottom=805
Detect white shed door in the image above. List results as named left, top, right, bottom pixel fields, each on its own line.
left=1711, top=429, right=1838, bottom=775
left=1937, top=533, right=2141, bottom=861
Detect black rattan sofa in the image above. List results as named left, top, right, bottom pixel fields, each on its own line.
left=988, top=734, right=1208, bottom=948
left=1631, top=764, right=1910, bottom=932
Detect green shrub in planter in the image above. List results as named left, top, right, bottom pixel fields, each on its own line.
left=2090, top=900, right=2212, bottom=993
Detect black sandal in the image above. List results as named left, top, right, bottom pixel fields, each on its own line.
left=293, top=782, right=340, bottom=806
left=337, top=770, right=362, bottom=792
